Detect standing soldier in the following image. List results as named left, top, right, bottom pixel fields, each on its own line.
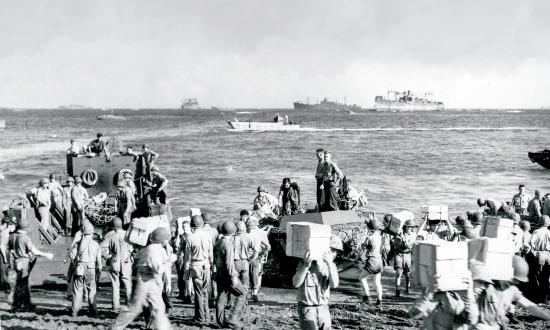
left=101, top=218, right=133, bottom=313
left=184, top=215, right=214, bottom=326
left=176, top=217, right=194, bottom=303
left=111, top=227, right=171, bottom=330
left=149, top=165, right=168, bottom=205
left=8, top=219, right=54, bottom=312
left=512, top=184, right=530, bottom=216
left=528, top=190, right=543, bottom=226
left=358, top=220, right=384, bottom=306
left=321, top=151, right=343, bottom=212
left=314, top=148, right=326, bottom=211
left=63, top=177, right=75, bottom=235
left=231, top=221, right=257, bottom=317
left=115, top=183, right=135, bottom=226
left=0, top=214, right=16, bottom=291
left=528, top=215, right=550, bottom=303
left=123, top=172, right=137, bottom=196
left=71, top=177, right=89, bottom=236
left=141, top=144, right=159, bottom=178
left=49, top=174, right=65, bottom=218
left=69, top=222, right=101, bottom=317
left=292, top=236, right=341, bottom=330
left=201, top=211, right=219, bottom=307
left=35, top=178, right=52, bottom=231
left=214, top=221, right=238, bottom=329
left=393, top=220, right=417, bottom=298
left=247, top=217, right=271, bottom=303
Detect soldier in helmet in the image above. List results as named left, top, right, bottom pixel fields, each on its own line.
left=292, top=235, right=341, bottom=330
left=247, top=216, right=271, bottom=303
left=101, top=217, right=133, bottom=313
left=63, top=176, right=75, bottom=235
left=8, top=219, right=54, bottom=312
left=392, top=219, right=417, bottom=298
left=71, top=176, right=89, bottom=237
left=115, top=183, right=135, bottom=226
left=215, top=221, right=239, bottom=329
left=358, top=219, right=383, bottom=306
left=148, top=165, right=168, bottom=205
left=231, top=221, right=257, bottom=318
left=69, top=221, right=101, bottom=317
left=34, top=178, right=52, bottom=231
left=111, top=227, right=171, bottom=330
left=201, top=211, right=219, bottom=307
left=184, top=215, right=214, bottom=326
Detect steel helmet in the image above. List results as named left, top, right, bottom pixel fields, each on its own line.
left=246, top=217, right=259, bottom=229
left=330, top=235, right=344, bottom=252
left=471, top=212, right=483, bottom=226
left=510, top=213, right=521, bottom=225
left=74, top=176, right=83, bottom=184
left=383, top=214, right=393, bottom=224
left=367, top=219, right=380, bottom=231
left=512, top=255, right=529, bottom=282
left=462, top=227, right=478, bottom=240
left=221, top=221, right=236, bottom=236
left=403, top=220, right=417, bottom=227
left=201, top=211, right=212, bottom=224
left=82, top=222, right=94, bottom=235
left=149, top=227, right=170, bottom=243
left=66, top=176, right=75, bottom=183
left=190, top=215, right=204, bottom=228
left=113, top=217, right=123, bottom=229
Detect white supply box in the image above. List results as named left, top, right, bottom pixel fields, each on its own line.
left=286, top=222, right=331, bottom=260
left=468, top=237, right=514, bottom=281
left=125, top=214, right=170, bottom=246
left=481, top=217, right=514, bottom=239
left=421, top=205, right=449, bottom=221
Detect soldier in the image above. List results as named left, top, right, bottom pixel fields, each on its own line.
left=149, top=165, right=168, bottom=205
left=246, top=217, right=271, bottom=303
left=201, top=211, right=219, bottom=306
left=49, top=173, right=65, bottom=219
left=8, top=219, right=54, bottom=312
left=231, top=221, right=257, bottom=318
left=314, top=148, right=326, bottom=211
left=393, top=219, right=417, bottom=298
left=293, top=235, right=341, bottom=330
left=63, top=177, right=75, bottom=235
left=0, top=214, right=16, bottom=291
left=71, top=176, right=89, bottom=236
left=184, top=215, right=214, bottom=326
left=176, top=217, right=194, bottom=303
left=35, top=178, right=52, bottom=231
left=101, top=218, right=133, bottom=313
left=358, top=219, right=384, bottom=306
left=512, top=184, right=530, bottom=216
left=123, top=172, right=137, bottom=196
left=111, top=227, right=171, bottom=330
left=321, top=151, right=343, bottom=212
left=214, top=221, right=239, bottom=329
left=528, top=215, right=550, bottom=303
left=528, top=190, right=543, bottom=226
left=69, top=222, right=101, bottom=317
left=115, top=183, right=135, bottom=226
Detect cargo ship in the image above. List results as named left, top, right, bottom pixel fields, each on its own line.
left=293, top=97, right=362, bottom=111
left=374, top=90, right=444, bottom=111
left=180, top=98, right=200, bottom=110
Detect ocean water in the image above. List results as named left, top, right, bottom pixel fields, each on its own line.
left=0, top=108, right=548, bottom=221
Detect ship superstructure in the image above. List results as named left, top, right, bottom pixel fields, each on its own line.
left=293, top=97, right=361, bottom=111
left=374, top=90, right=444, bottom=111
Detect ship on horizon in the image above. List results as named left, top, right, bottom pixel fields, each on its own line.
left=180, top=98, right=200, bottom=110
left=374, top=90, right=444, bottom=111
left=293, top=97, right=361, bottom=111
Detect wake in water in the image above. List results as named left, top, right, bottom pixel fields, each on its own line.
left=228, top=126, right=545, bottom=133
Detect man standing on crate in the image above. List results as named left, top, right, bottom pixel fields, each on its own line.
left=8, top=219, right=54, bottom=312
left=184, top=215, right=214, bottom=326
left=314, top=148, right=326, bottom=211
left=512, top=184, right=530, bottom=216
left=101, top=217, right=133, bottom=313
left=321, top=151, right=343, bottom=212
left=69, top=222, right=101, bottom=317
left=71, top=177, right=89, bottom=237
left=115, top=183, right=135, bottom=226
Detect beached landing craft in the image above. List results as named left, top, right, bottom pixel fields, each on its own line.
left=528, top=150, right=550, bottom=169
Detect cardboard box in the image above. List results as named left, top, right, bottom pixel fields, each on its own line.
left=286, top=222, right=331, bottom=260
left=468, top=237, right=514, bottom=280
left=421, top=205, right=449, bottom=221
left=412, top=241, right=470, bottom=291
left=125, top=214, right=170, bottom=246
left=481, top=217, right=513, bottom=239
left=388, top=217, right=404, bottom=235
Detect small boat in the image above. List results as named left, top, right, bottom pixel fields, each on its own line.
left=211, top=106, right=235, bottom=111
left=347, top=110, right=356, bottom=115
left=0, top=119, right=5, bottom=129
left=528, top=150, right=550, bottom=169
left=97, top=114, right=126, bottom=120
left=227, top=120, right=300, bottom=131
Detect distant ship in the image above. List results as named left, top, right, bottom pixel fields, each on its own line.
left=58, top=104, right=94, bottom=110
left=180, top=98, right=200, bottom=110
left=374, top=90, right=444, bottom=111
left=211, top=106, right=235, bottom=111
left=293, top=97, right=361, bottom=111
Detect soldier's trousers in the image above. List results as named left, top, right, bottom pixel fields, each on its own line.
left=191, top=264, right=210, bottom=323
left=12, top=258, right=31, bottom=310
left=110, top=263, right=133, bottom=310
left=298, top=304, right=331, bottom=330
left=72, top=266, right=97, bottom=316
left=216, top=278, right=247, bottom=329
left=249, top=259, right=262, bottom=290
left=110, top=280, right=170, bottom=330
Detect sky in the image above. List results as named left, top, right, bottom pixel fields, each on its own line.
left=0, top=0, right=549, bottom=109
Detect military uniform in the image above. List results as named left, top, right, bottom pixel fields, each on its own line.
left=512, top=193, right=529, bottom=216
left=71, top=185, right=89, bottom=236
left=185, top=227, right=214, bottom=324
left=215, top=235, right=239, bottom=328
left=35, top=186, right=52, bottom=230
left=116, top=186, right=135, bottom=225
left=101, top=228, right=133, bottom=311
left=321, top=161, right=343, bottom=212
left=315, top=159, right=325, bottom=210
left=111, top=239, right=170, bottom=330
left=69, top=235, right=101, bottom=316
left=248, top=227, right=271, bottom=296
left=528, top=226, right=550, bottom=303
left=230, top=230, right=256, bottom=318
left=295, top=261, right=333, bottom=330
left=8, top=229, right=36, bottom=311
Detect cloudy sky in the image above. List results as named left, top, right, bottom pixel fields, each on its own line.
left=0, top=0, right=549, bottom=109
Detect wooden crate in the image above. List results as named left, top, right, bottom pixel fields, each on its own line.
left=125, top=214, right=170, bottom=246
left=421, top=205, right=449, bottom=221
left=388, top=217, right=404, bottom=235
left=286, top=222, right=331, bottom=260
left=280, top=210, right=362, bottom=228
left=481, top=217, right=514, bottom=239
left=468, top=237, right=514, bottom=280
left=412, top=241, right=470, bottom=291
